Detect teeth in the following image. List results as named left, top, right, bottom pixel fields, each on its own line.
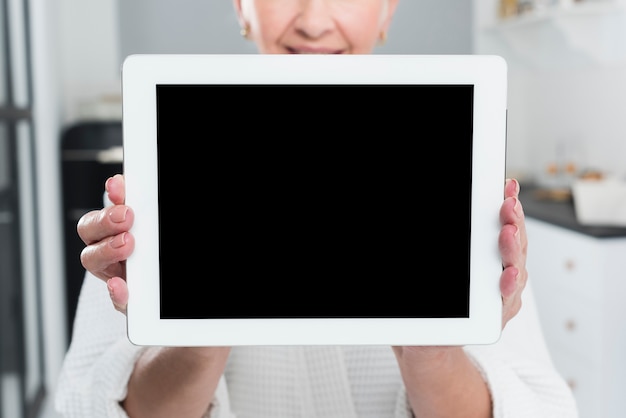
left=289, top=48, right=338, bottom=54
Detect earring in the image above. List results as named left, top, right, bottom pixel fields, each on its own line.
left=378, top=31, right=387, bottom=46
left=240, top=24, right=251, bottom=39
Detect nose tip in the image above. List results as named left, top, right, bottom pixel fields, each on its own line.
left=293, top=0, right=335, bottom=38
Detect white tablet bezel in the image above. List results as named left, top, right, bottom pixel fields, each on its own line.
left=122, top=54, right=507, bottom=346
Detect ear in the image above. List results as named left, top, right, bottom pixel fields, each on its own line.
left=381, top=0, right=400, bottom=32
left=232, top=0, right=246, bottom=27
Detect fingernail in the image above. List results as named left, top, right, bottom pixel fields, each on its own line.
left=109, top=232, right=126, bottom=249
left=506, top=178, right=520, bottom=195
left=512, top=197, right=522, bottom=217
left=107, top=279, right=114, bottom=294
left=109, top=206, right=128, bottom=223
left=105, top=177, right=112, bottom=194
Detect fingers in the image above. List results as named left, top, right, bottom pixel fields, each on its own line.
left=504, top=177, right=519, bottom=200
left=107, top=276, right=129, bottom=315
left=499, top=179, right=528, bottom=327
left=80, top=231, right=134, bottom=282
left=105, top=174, right=126, bottom=205
left=500, top=266, right=523, bottom=326
left=500, top=179, right=527, bottom=269
left=79, top=174, right=131, bottom=315
left=77, top=204, right=134, bottom=246
left=77, top=174, right=133, bottom=284
left=77, top=205, right=135, bottom=282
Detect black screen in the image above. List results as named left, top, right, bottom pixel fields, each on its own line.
left=156, top=85, right=474, bottom=319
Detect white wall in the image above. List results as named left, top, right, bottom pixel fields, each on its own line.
left=59, top=0, right=122, bottom=124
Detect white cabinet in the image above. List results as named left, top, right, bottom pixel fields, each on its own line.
left=526, top=217, right=626, bottom=418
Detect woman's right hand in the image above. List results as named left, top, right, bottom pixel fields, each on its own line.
left=77, top=174, right=232, bottom=418
left=77, top=174, right=133, bottom=314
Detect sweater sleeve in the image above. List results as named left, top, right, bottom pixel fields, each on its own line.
left=54, top=273, right=146, bottom=417
left=464, top=280, right=579, bottom=418
left=55, top=271, right=237, bottom=418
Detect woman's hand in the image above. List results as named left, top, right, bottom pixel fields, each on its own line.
left=77, top=174, right=231, bottom=418
left=77, top=174, right=133, bottom=314
left=393, top=178, right=528, bottom=418
left=499, top=178, right=528, bottom=328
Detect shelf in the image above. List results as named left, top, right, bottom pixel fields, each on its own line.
left=485, top=0, right=626, bottom=65
left=495, top=0, right=624, bottom=28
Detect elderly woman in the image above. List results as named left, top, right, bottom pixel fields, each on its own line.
left=55, top=1, right=578, bottom=418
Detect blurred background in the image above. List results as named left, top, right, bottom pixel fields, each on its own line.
left=1, top=1, right=625, bottom=417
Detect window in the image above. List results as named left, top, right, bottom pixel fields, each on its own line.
left=0, top=0, right=46, bottom=417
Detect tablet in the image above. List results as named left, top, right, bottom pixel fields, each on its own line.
left=121, top=54, right=508, bottom=346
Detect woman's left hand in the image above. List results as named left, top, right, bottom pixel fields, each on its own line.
left=392, top=178, right=528, bottom=418
left=498, top=178, right=528, bottom=329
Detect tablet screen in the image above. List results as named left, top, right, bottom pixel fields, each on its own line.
left=156, top=84, right=473, bottom=320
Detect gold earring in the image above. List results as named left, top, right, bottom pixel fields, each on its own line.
left=378, top=31, right=387, bottom=46
left=240, top=24, right=250, bottom=39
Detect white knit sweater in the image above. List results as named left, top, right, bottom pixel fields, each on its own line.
left=55, top=272, right=578, bottom=418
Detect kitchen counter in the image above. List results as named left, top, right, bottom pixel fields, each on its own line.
left=519, top=183, right=626, bottom=238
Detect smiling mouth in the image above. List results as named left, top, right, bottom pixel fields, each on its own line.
left=286, top=46, right=345, bottom=54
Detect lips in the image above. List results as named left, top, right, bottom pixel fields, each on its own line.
left=286, top=46, right=345, bottom=54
